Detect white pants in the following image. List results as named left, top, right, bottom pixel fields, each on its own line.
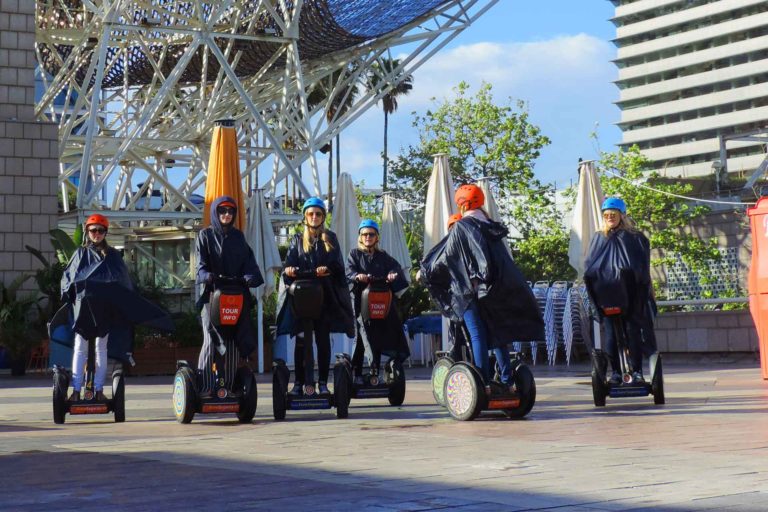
left=71, top=333, right=108, bottom=392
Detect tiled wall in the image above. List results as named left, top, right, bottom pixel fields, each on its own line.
left=0, top=0, right=59, bottom=290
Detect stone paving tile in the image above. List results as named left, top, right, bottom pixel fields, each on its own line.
left=1, top=364, right=767, bottom=511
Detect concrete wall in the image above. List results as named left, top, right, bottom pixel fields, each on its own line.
left=0, top=1, right=59, bottom=290
left=655, top=309, right=758, bottom=354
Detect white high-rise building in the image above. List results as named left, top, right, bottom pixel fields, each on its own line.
left=610, top=0, right=768, bottom=179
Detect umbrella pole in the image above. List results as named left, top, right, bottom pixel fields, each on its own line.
left=258, top=300, right=264, bottom=373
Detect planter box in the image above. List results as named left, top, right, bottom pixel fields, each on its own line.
left=128, top=347, right=200, bottom=376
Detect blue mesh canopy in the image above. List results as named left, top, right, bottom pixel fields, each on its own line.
left=328, top=0, right=448, bottom=37
left=39, top=0, right=447, bottom=88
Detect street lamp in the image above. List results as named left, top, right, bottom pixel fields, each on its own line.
left=712, top=160, right=723, bottom=195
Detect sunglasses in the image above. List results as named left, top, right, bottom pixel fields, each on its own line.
left=306, top=211, right=324, bottom=217
left=88, top=227, right=107, bottom=234
left=360, top=232, right=377, bottom=238
left=602, top=211, right=619, bottom=218
left=217, top=207, right=236, bottom=215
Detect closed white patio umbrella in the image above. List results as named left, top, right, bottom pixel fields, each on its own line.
left=245, top=189, right=282, bottom=373
left=330, top=172, right=362, bottom=262
left=380, top=193, right=411, bottom=282
left=568, top=160, right=604, bottom=278
left=423, top=153, right=456, bottom=351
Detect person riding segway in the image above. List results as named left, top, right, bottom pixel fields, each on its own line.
left=173, top=196, right=262, bottom=423
left=50, top=214, right=173, bottom=424
left=584, top=197, right=664, bottom=406
left=421, top=184, right=543, bottom=421
left=272, top=197, right=355, bottom=419
left=345, top=219, right=410, bottom=406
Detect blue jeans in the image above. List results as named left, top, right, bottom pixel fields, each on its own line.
left=463, top=303, right=511, bottom=384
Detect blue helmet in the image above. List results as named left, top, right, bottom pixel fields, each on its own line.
left=358, top=219, right=379, bottom=233
left=302, top=197, right=326, bottom=213
left=601, top=197, right=626, bottom=214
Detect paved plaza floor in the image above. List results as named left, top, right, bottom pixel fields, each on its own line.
left=0, top=361, right=767, bottom=511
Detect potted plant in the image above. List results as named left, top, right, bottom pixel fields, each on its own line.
left=0, top=275, right=42, bottom=376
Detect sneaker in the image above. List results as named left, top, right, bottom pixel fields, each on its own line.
left=488, top=381, right=510, bottom=396
left=68, top=390, right=81, bottom=402
left=289, top=382, right=303, bottom=396
left=353, top=376, right=364, bottom=386
left=95, top=390, right=107, bottom=401
left=608, top=372, right=621, bottom=385
left=317, top=382, right=329, bottom=395
left=633, top=371, right=645, bottom=384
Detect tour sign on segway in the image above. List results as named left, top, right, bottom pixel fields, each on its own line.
left=342, top=275, right=406, bottom=406
left=431, top=323, right=536, bottom=421
left=272, top=269, right=352, bottom=420
left=52, top=338, right=125, bottom=424
left=588, top=272, right=664, bottom=407
left=173, top=276, right=258, bottom=423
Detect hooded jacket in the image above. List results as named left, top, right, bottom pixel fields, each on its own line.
left=276, top=229, right=355, bottom=338
left=346, top=248, right=411, bottom=361
left=196, top=195, right=264, bottom=305
left=420, top=216, right=544, bottom=348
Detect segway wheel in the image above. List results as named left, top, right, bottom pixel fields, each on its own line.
left=272, top=365, right=288, bottom=421
left=52, top=370, right=68, bottom=425
left=504, top=364, right=536, bottom=419
left=444, top=364, right=484, bottom=421
left=431, top=356, right=453, bottom=407
left=112, top=372, right=126, bottom=423
left=651, top=353, right=665, bottom=405
left=173, top=367, right=197, bottom=424
left=334, top=364, right=351, bottom=419
left=387, top=360, right=406, bottom=406
left=235, top=367, right=258, bottom=423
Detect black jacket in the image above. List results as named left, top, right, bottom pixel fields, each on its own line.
left=583, top=229, right=652, bottom=324
left=51, top=243, right=173, bottom=362
left=420, top=216, right=544, bottom=348
left=347, top=248, right=410, bottom=361
left=276, top=230, right=355, bottom=337
left=196, top=195, right=264, bottom=306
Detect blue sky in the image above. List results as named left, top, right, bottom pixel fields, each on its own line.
left=338, top=0, right=621, bottom=191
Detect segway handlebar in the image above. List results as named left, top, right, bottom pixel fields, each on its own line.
left=213, top=274, right=247, bottom=287
left=292, top=268, right=330, bottom=280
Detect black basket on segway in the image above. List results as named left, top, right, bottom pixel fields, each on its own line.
left=172, top=275, right=258, bottom=424
left=271, top=269, right=351, bottom=420
left=585, top=269, right=664, bottom=407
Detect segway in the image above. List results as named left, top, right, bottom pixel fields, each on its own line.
left=173, top=276, right=258, bottom=424
left=433, top=322, right=536, bottom=421
left=344, top=275, right=406, bottom=406
left=52, top=337, right=125, bottom=424
left=272, top=269, right=352, bottom=420
left=431, top=321, right=468, bottom=407
left=587, top=272, right=664, bottom=407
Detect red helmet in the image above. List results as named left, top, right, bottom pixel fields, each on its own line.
left=447, top=213, right=463, bottom=229
left=454, top=184, right=485, bottom=210
left=85, top=213, right=109, bottom=229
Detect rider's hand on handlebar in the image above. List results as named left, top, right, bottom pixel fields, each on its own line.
left=356, top=273, right=370, bottom=283
left=386, top=271, right=398, bottom=283
left=316, top=266, right=330, bottom=277
left=285, top=267, right=297, bottom=278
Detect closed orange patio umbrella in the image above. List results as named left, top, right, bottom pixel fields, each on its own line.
left=203, top=119, right=246, bottom=230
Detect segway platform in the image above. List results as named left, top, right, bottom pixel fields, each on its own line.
left=173, top=360, right=258, bottom=423
left=52, top=365, right=125, bottom=424
left=271, top=356, right=351, bottom=419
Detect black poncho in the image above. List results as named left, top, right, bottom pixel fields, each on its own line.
left=420, top=216, right=544, bottom=348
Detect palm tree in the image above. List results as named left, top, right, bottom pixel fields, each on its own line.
left=370, top=59, right=413, bottom=191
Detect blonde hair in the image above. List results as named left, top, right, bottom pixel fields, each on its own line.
left=357, top=233, right=380, bottom=252
left=302, top=212, right=334, bottom=253
left=600, top=212, right=637, bottom=236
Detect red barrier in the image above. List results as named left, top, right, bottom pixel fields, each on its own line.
left=747, top=197, right=768, bottom=379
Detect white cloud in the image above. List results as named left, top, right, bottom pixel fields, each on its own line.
left=338, top=34, right=622, bottom=188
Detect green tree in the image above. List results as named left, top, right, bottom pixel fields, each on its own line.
left=596, top=145, right=721, bottom=292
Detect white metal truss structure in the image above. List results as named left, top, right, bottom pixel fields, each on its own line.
left=35, top=0, right=499, bottom=228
